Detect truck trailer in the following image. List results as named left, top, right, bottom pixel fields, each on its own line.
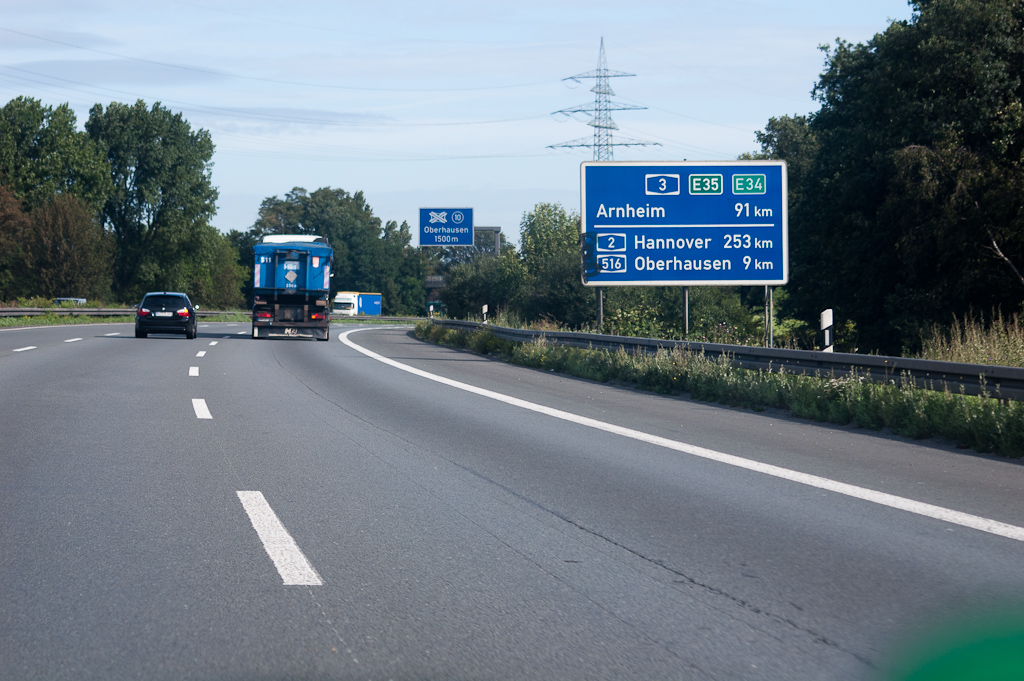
left=332, top=291, right=382, bottom=317
left=252, top=234, right=333, bottom=340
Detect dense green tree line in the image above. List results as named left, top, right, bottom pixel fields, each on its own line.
left=229, top=187, right=427, bottom=316
left=0, top=96, right=243, bottom=308
left=756, top=0, right=1024, bottom=353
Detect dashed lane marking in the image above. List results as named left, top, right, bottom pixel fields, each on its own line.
left=209, top=341, right=218, bottom=346
left=64, top=338, right=83, bottom=343
left=192, top=398, right=212, bottom=419
left=237, top=491, right=323, bottom=586
left=196, top=351, right=206, bottom=358
left=340, top=328, right=1024, bottom=544
left=13, top=346, right=36, bottom=352
left=104, top=332, right=121, bottom=336
left=189, top=366, right=199, bottom=377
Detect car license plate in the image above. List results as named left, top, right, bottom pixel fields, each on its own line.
left=154, top=311, right=173, bottom=317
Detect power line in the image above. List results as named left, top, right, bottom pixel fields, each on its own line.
left=547, top=38, right=659, bottom=161
left=0, top=26, right=556, bottom=94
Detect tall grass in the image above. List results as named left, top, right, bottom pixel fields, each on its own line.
left=918, top=311, right=1024, bottom=367
left=417, top=321, right=1024, bottom=458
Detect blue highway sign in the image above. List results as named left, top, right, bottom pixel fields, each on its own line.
left=580, top=161, right=787, bottom=286
left=420, top=208, right=474, bottom=246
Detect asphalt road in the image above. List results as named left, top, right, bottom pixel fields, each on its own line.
left=1, top=322, right=1022, bottom=680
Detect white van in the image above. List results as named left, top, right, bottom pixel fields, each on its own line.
left=333, top=292, right=358, bottom=316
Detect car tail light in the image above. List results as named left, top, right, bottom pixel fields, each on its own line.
left=256, top=311, right=271, bottom=319
left=176, top=308, right=190, bottom=318
left=137, top=307, right=150, bottom=317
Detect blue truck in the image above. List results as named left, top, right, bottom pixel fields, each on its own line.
left=252, top=235, right=333, bottom=340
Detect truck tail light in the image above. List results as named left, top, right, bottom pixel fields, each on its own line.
left=310, top=312, right=325, bottom=320
left=255, top=311, right=271, bottom=319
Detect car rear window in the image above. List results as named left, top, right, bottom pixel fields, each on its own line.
left=143, top=295, right=188, bottom=308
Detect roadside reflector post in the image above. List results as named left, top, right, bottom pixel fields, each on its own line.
left=482, top=304, right=488, bottom=324
left=821, top=308, right=834, bottom=352
left=765, top=286, right=774, bottom=348
left=596, top=288, right=603, bottom=330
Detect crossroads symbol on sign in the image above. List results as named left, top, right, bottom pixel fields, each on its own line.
left=429, top=211, right=447, bottom=223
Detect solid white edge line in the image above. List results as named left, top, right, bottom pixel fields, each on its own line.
left=196, top=351, right=206, bottom=357
left=191, top=398, right=212, bottom=419
left=64, top=338, right=83, bottom=343
left=236, top=491, right=323, bottom=586
left=340, top=328, right=1024, bottom=543
left=189, top=366, right=199, bottom=377
left=12, top=346, right=36, bottom=352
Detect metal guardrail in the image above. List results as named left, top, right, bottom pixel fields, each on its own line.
left=0, top=307, right=237, bottom=318
left=431, top=319, right=1024, bottom=401
left=329, top=314, right=424, bottom=322
left=0, top=307, right=423, bottom=321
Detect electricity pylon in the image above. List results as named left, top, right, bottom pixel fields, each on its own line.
left=548, top=38, right=660, bottom=161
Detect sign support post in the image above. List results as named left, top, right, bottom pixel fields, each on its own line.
left=684, top=286, right=689, bottom=337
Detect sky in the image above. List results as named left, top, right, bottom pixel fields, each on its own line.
left=0, top=0, right=917, bottom=246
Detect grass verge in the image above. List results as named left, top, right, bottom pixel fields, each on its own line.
left=416, top=321, right=1024, bottom=459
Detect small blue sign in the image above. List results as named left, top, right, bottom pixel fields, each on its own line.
left=420, top=208, right=474, bottom=246
left=581, top=161, right=788, bottom=286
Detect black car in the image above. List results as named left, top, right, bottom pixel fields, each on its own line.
left=134, top=292, right=199, bottom=339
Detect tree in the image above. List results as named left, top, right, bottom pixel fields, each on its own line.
left=86, top=100, right=218, bottom=301
left=439, top=250, right=525, bottom=320
left=0, top=185, right=31, bottom=301
left=767, top=0, right=1024, bottom=352
left=26, top=194, right=112, bottom=301
left=182, top=224, right=245, bottom=310
left=516, top=203, right=593, bottom=326
left=0, top=97, right=111, bottom=212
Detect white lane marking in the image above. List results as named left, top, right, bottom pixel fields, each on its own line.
left=341, top=328, right=1024, bottom=544
left=222, top=336, right=231, bottom=339
left=104, top=332, right=121, bottom=336
left=236, top=491, right=323, bottom=586
left=209, top=341, right=219, bottom=346
left=189, top=366, right=199, bottom=377
left=196, top=350, right=206, bottom=357
left=64, top=338, right=83, bottom=343
left=236, top=331, right=246, bottom=335
left=13, top=346, right=36, bottom=352
left=199, top=324, right=209, bottom=328
left=192, top=398, right=212, bottom=419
